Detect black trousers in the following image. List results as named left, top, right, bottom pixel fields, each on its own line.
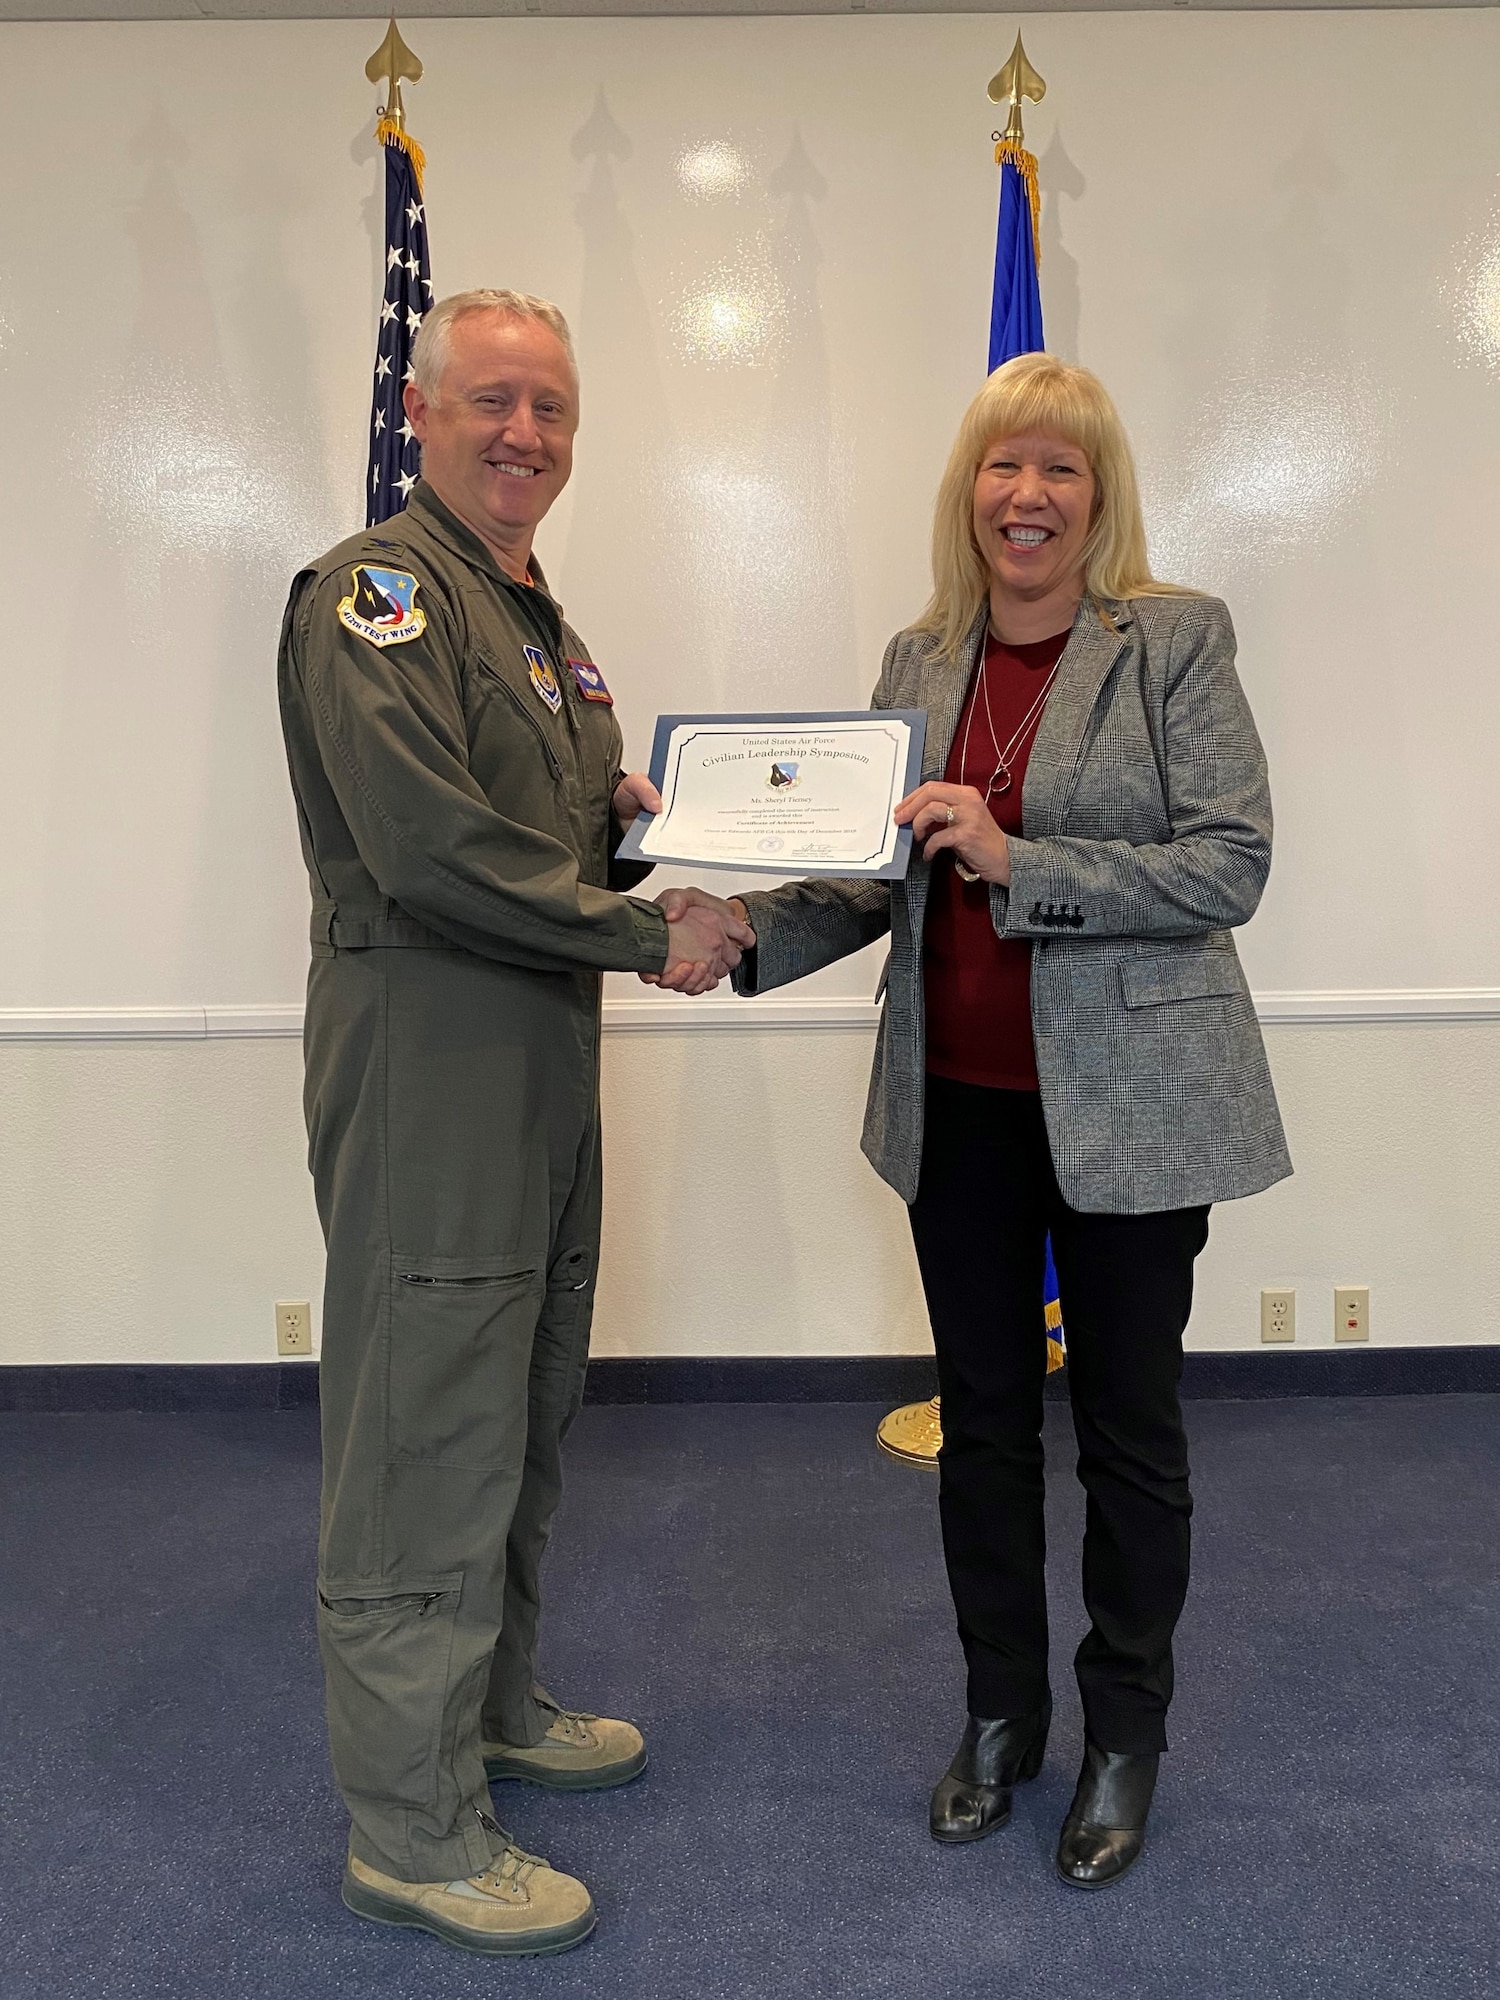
left=909, top=1077, right=1210, bottom=1755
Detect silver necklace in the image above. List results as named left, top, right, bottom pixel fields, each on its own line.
left=951, top=636, right=1064, bottom=883
left=958, top=640, right=1064, bottom=803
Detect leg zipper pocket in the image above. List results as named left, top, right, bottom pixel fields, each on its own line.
left=398, top=1271, right=531, bottom=1288
left=319, top=1588, right=451, bottom=1617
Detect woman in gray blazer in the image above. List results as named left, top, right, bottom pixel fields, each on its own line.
left=660, top=353, right=1290, bottom=1889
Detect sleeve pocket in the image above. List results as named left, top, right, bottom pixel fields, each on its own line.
left=1119, top=952, right=1243, bottom=1008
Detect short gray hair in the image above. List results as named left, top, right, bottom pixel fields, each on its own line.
left=410, top=289, right=577, bottom=404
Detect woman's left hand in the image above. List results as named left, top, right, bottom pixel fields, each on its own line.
left=895, top=783, right=1012, bottom=886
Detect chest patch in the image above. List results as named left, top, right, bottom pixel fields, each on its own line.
left=337, top=565, right=426, bottom=648
left=568, top=657, right=613, bottom=705
left=523, top=645, right=563, bottom=714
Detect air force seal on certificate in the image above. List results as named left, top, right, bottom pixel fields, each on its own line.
left=337, top=565, right=427, bottom=648
left=524, top=644, right=563, bottom=714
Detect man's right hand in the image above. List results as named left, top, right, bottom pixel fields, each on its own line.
left=650, top=890, right=755, bottom=996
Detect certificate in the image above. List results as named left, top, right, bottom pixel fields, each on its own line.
left=616, top=710, right=927, bottom=878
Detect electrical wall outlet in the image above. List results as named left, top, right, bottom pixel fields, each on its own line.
left=1334, top=1286, right=1370, bottom=1343
left=1260, top=1289, right=1295, bottom=1344
left=275, top=1301, right=312, bottom=1356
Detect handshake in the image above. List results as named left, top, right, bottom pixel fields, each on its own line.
left=645, top=888, right=755, bottom=997
left=610, top=775, right=753, bottom=995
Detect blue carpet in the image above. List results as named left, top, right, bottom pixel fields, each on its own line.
left=2, top=1396, right=1497, bottom=1998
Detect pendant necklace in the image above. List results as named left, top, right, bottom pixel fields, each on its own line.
left=951, top=637, right=1064, bottom=884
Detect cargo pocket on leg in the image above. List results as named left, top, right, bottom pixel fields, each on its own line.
left=388, top=1260, right=544, bottom=1469
left=317, top=1573, right=462, bottom=1807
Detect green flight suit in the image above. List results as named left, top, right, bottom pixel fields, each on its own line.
left=277, top=480, right=669, bottom=1884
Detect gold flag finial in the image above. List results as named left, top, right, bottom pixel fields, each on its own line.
left=366, top=16, right=423, bottom=132
left=987, top=33, right=1046, bottom=149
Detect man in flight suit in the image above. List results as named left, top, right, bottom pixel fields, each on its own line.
left=278, top=288, right=751, bottom=1957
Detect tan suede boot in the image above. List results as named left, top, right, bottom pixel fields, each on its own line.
left=342, top=1835, right=595, bottom=1957
left=482, top=1703, right=647, bottom=1791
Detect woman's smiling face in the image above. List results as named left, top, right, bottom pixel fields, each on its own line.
left=972, top=431, right=1096, bottom=609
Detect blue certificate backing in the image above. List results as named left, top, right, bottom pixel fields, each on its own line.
left=616, top=709, right=928, bottom=879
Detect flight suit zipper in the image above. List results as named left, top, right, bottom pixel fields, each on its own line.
left=475, top=658, right=565, bottom=780
left=507, top=583, right=594, bottom=799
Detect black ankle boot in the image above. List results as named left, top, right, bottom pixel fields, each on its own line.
left=1054, top=1741, right=1160, bottom=1889
left=929, top=1697, right=1051, bottom=1843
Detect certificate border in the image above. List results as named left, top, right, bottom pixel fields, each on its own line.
left=616, top=710, right=928, bottom=878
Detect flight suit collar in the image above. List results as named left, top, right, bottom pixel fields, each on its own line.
left=404, top=479, right=559, bottom=608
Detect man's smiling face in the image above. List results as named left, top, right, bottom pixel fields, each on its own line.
left=405, top=310, right=578, bottom=575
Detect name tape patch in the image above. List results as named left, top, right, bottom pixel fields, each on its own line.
left=568, top=657, right=613, bottom=705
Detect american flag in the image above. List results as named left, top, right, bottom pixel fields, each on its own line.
left=366, top=122, right=433, bottom=525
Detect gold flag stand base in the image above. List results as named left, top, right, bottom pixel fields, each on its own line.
left=876, top=1395, right=944, bottom=1466
left=877, top=1334, right=1066, bottom=1466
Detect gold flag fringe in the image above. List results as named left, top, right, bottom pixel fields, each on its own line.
left=994, top=137, right=1041, bottom=269
left=375, top=115, right=426, bottom=194
left=1045, top=1294, right=1065, bottom=1373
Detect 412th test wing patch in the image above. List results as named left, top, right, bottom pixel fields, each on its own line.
left=337, top=564, right=427, bottom=648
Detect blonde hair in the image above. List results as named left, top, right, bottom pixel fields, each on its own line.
left=919, top=352, right=1195, bottom=659
left=411, top=289, right=577, bottom=404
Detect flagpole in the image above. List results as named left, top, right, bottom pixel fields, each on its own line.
left=366, top=14, right=424, bottom=139
left=363, top=17, right=433, bottom=525
left=876, top=36, right=1054, bottom=1467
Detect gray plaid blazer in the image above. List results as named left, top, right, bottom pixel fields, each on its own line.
left=734, top=593, right=1292, bottom=1214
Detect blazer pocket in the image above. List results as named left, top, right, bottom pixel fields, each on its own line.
left=1119, top=952, right=1242, bottom=1008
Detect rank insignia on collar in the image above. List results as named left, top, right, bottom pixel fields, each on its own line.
left=524, top=645, right=563, bottom=714
left=568, top=657, right=613, bottom=705
left=337, top=565, right=426, bottom=648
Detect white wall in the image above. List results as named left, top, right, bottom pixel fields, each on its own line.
left=2, top=12, right=1497, bottom=1364
left=2, top=1019, right=1498, bottom=1362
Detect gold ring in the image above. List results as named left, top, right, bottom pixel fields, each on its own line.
left=945, top=806, right=956, bottom=825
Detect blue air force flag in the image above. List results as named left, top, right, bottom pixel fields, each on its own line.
left=986, top=129, right=1060, bottom=1365
left=988, top=139, right=1044, bottom=374
left=1043, top=1237, right=1065, bottom=1375
left=366, top=119, right=433, bottom=526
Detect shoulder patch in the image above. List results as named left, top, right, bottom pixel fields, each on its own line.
left=337, top=565, right=427, bottom=648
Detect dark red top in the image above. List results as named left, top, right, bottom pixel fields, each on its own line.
left=922, top=625, right=1071, bottom=1092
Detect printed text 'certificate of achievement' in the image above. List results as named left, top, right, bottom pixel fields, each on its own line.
left=616, top=711, right=927, bottom=879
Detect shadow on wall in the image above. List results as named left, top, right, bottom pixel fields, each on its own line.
left=68, top=109, right=329, bottom=1007
left=1039, top=126, right=1086, bottom=364
left=754, top=124, right=859, bottom=707
left=562, top=89, right=703, bottom=685
left=569, top=100, right=859, bottom=711
left=348, top=105, right=385, bottom=312
left=1145, top=124, right=1386, bottom=597
left=56, top=107, right=231, bottom=1011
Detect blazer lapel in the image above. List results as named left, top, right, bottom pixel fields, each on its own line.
left=919, top=606, right=989, bottom=783
left=904, top=606, right=987, bottom=944
left=1022, top=598, right=1131, bottom=837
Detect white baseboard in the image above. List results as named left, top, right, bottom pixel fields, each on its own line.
left=1, top=988, right=1498, bottom=1042
left=0, top=1006, right=308, bottom=1041
left=1251, top=988, right=1500, bottom=1025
